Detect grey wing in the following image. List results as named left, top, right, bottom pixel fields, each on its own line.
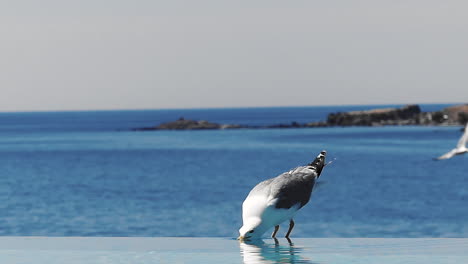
left=435, top=148, right=457, bottom=160
left=271, top=173, right=315, bottom=209
left=247, top=178, right=275, bottom=196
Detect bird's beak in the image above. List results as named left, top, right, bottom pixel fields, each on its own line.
left=325, top=158, right=336, bottom=167
left=238, top=235, right=252, bottom=241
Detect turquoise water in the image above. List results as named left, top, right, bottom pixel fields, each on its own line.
left=0, top=237, right=467, bottom=263
left=0, top=104, right=467, bottom=237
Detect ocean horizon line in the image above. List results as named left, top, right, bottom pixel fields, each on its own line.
left=0, top=102, right=462, bottom=114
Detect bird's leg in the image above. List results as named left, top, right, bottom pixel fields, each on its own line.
left=273, top=237, right=279, bottom=245
left=285, top=219, right=295, bottom=238
left=271, top=225, right=280, bottom=238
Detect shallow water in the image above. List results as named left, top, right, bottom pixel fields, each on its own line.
left=0, top=237, right=467, bottom=264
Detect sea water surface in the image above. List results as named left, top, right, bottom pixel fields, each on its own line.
left=1, top=237, right=467, bottom=264
left=0, top=104, right=467, bottom=237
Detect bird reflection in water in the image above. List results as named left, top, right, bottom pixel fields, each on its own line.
left=239, top=238, right=318, bottom=264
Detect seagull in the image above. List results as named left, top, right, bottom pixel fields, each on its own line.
left=435, top=123, right=468, bottom=160
left=238, top=150, right=327, bottom=241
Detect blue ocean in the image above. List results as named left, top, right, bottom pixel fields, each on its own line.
left=0, top=104, right=466, bottom=237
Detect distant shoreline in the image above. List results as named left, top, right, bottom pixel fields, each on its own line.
left=134, top=103, right=468, bottom=131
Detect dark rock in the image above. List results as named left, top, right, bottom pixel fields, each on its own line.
left=326, top=105, right=421, bottom=126
left=430, top=111, right=446, bottom=123
left=136, top=118, right=221, bottom=130
left=159, top=119, right=221, bottom=130
left=459, top=112, right=468, bottom=124
left=135, top=117, right=250, bottom=131
left=267, top=121, right=305, bottom=128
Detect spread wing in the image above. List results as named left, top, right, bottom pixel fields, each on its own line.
left=434, top=148, right=457, bottom=160
left=456, top=123, right=468, bottom=149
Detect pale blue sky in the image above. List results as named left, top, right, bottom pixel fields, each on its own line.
left=1, top=0, right=467, bottom=111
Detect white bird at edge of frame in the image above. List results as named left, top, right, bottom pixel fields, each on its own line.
left=434, top=123, right=468, bottom=160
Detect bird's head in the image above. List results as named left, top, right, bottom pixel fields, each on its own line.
left=307, top=150, right=327, bottom=178
left=238, top=217, right=262, bottom=241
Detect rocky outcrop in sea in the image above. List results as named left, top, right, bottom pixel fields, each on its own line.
left=429, top=104, right=468, bottom=125
left=325, top=105, right=421, bottom=126
left=318, top=104, right=468, bottom=127
left=134, top=104, right=468, bottom=131
left=136, top=117, right=244, bottom=130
